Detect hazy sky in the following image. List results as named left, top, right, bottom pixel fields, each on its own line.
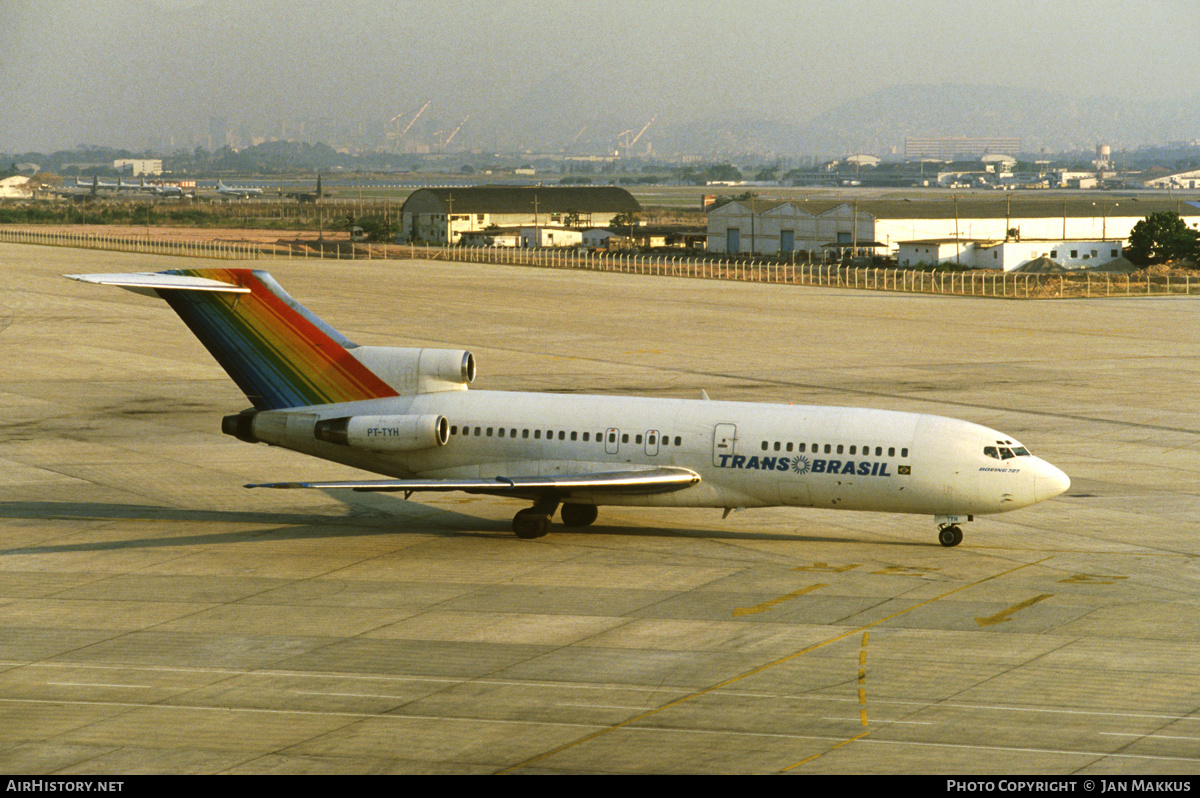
left=3, top=0, right=1198, bottom=153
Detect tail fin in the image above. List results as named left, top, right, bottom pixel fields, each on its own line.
left=67, top=268, right=399, bottom=410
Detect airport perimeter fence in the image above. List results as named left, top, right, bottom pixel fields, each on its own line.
left=5, top=226, right=1198, bottom=300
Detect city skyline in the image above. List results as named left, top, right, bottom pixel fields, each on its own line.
left=4, top=0, right=1199, bottom=156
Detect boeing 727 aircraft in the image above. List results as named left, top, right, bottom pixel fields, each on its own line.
left=66, top=269, right=1070, bottom=545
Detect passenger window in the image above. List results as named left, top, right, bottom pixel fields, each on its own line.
left=622, top=434, right=629, bottom=443
left=761, top=441, right=768, bottom=451
left=486, top=428, right=493, bottom=436
left=888, top=447, right=895, bottom=457
left=474, top=427, right=481, bottom=436
left=571, top=431, right=578, bottom=441
left=787, top=442, right=794, bottom=452
left=849, top=446, right=856, bottom=455
left=451, top=426, right=458, bottom=435
left=534, top=430, right=541, bottom=439
left=559, top=431, right=565, bottom=440
left=836, top=444, right=843, bottom=454
left=824, top=444, right=831, bottom=454
left=649, top=434, right=657, bottom=445
left=901, top=448, right=908, bottom=458
left=636, top=434, right=643, bottom=444
left=583, top=432, right=589, bottom=442
left=523, top=429, right=529, bottom=438
left=674, top=436, right=681, bottom=446
left=608, top=432, right=616, bottom=443
left=875, top=447, right=882, bottom=456
left=497, top=428, right=504, bottom=438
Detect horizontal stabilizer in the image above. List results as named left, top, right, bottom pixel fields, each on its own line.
left=65, top=273, right=249, bottom=293
left=247, top=466, right=701, bottom=496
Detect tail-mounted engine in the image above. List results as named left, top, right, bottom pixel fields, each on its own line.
left=314, top=414, right=449, bottom=452
left=223, top=409, right=449, bottom=453
left=347, top=347, right=475, bottom=394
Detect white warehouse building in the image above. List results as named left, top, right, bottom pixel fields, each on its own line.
left=707, top=196, right=1200, bottom=260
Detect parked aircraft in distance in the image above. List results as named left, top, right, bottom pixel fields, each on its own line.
left=66, top=269, right=1070, bottom=545
left=149, top=183, right=187, bottom=198
left=216, top=180, right=264, bottom=198
left=74, top=176, right=118, bottom=193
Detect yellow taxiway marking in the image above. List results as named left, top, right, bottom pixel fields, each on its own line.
left=975, top=594, right=1054, bottom=627
left=496, top=556, right=1053, bottom=774
left=732, top=583, right=827, bottom=616
left=792, top=562, right=860, bottom=573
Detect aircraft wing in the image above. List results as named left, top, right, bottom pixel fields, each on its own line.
left=247, top=466, right=701, bottom=496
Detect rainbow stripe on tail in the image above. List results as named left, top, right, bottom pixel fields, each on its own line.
left=67, top=268, right=399, bottom=410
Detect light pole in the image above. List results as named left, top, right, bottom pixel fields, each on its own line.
left=1093, top=201, right=1119, bottom=241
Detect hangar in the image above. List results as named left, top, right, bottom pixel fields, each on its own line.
left=707, top=196, right=1200, bottom=258
left=400, top=186, right=640, bottom=245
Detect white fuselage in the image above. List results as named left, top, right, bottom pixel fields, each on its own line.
left=248, top=390, right=1069, bottom=517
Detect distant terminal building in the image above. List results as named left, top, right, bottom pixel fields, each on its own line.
left=905, top=137, right=1022, bottom=160
left=400, top=186, right=640, bottom=245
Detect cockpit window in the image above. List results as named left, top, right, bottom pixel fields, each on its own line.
left=985, top=444, right=1031, bottom=459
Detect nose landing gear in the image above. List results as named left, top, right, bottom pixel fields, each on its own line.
left=938, top=524, right=963, bottom=547
left=935, top=515, right=970, bottom=547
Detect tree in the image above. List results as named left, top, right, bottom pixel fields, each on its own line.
left=1126, top=211, right=1200, bottom=266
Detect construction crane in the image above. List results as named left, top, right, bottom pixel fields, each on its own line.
left=629, top=115, right=657, bottom=149
left=387, top=100, right=432, bottom=147
left=616, top=115, right=656, bottom=158
left=443, top=116, right=469, bottom=148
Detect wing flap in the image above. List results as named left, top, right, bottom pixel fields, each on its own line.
left=247, top=467, right=700, bottom=496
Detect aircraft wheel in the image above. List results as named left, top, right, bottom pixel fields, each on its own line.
left=560, top=504, right=598, bottom=527
left=513, top=508, right=550, bottom=539
left=938, top=525, right=963, bottom=547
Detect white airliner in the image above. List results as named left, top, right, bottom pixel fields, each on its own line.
left=216, top=180, right=264, bottom=198
left=65, top=268, right=1070, bottom=545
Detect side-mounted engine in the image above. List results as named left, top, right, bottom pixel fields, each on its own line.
left=223, top=410, right=449, bottom=453
left=313, top=414, right=449, bottom=451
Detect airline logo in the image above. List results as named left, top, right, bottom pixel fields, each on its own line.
left=716, top=454, right=905, bottom=477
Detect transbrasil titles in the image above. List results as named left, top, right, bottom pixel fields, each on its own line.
left=716, top=454, right=910, bottom=477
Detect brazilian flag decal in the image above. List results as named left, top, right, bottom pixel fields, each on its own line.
left=898, top=465, right=911, bottom=475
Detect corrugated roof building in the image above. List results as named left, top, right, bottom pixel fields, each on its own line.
left=707, top=196, right=1200, bottom=257
left=400, top=186, right=640, bottom=245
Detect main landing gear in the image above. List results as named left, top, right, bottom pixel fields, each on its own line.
left=935, top=515, right=970, bottom=547
left=511, top=500, right=599, bottom=538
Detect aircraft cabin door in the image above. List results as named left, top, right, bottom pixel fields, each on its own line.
left=605, top=427, right=620, bottom=455
left=713, top=423, right=736, bottom=466
left=645, top=430, right=660, bottom=457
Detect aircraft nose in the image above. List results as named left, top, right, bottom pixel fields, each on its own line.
left=1033, top=459, right=1071, bottom=503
